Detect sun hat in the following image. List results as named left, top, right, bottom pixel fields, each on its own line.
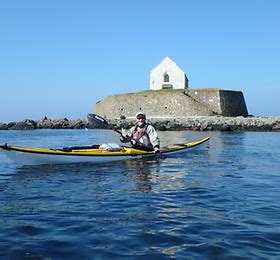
left=136, top=112, right=146, bottom=118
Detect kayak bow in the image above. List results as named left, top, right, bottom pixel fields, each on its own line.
left=0, top=137, right=210, bottom=166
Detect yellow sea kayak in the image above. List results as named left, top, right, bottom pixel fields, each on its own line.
left=0, top=137, right=210, bottom=165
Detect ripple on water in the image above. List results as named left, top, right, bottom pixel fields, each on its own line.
left=0, top=130, right=280, bottom=258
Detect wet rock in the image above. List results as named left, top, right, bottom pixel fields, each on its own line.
left=108, top=116, right=280, bottom=132
left=8, top=119, right=37, bottom=130
left=2, top=116, right=280, bottom=131
left=37, top=117, right=53, bottom=129
left=0, top=123, right=8, bottom=130
left=70, top=119, right=89, bottom=129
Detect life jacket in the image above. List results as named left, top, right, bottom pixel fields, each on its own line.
left=131, top=123, right=153, bottom=150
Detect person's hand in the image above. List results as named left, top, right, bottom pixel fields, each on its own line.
left=121, top=128, right=127, bottom=138
left=153, top=147, right=160, bottom=154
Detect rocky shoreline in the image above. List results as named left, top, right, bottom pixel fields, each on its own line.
left=0, top=116, right=279, bottom=131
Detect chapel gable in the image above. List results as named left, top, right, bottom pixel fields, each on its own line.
left=149, top=57, right=189, bottom=90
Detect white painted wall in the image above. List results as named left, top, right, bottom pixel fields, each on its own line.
left=149, top=57, right=188, bottom=90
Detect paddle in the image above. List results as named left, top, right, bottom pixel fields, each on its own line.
left=87, top=113, right=122, bottom=134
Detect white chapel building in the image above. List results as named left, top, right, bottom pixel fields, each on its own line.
left=149, top=57, right=189, bottom=90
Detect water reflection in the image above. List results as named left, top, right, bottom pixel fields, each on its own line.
left=119, top=155, right=195, bottom=194
left=120, top=158, right=161, bottom=192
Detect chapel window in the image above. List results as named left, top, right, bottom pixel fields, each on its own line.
left=164, top=73, right=170, bottom=82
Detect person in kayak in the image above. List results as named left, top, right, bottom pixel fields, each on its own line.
left=120, top=112, right=160, bottom=153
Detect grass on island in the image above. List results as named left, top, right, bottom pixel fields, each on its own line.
left=118, top=88, right=223, bottom=96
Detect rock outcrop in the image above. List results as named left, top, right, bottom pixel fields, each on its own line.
left=108, top=116, right=280, bottom=131
left=2, top=116, right=279, bottom=131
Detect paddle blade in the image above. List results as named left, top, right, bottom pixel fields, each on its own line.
left=87, top=113, right=122, bottom=134
left=87, top=113, right=110, bottom=128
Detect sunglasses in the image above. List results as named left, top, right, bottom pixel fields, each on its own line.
left=137, top=116, right=146, bottom=120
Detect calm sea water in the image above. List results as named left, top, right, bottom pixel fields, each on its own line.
left=0, top=129, right=279, bottom=259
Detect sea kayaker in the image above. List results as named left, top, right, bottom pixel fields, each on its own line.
left=120, top=112, right=160, bottom=153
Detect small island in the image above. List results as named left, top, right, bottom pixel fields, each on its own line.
left=1, top=57, right=279, bottom=131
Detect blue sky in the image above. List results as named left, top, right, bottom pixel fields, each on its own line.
left=0, top=0, right=279, bottom=122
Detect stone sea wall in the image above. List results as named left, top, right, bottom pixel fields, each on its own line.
left=0, top=116, right=279, bottom=131
left=95, top=89, right=249, bottom=118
